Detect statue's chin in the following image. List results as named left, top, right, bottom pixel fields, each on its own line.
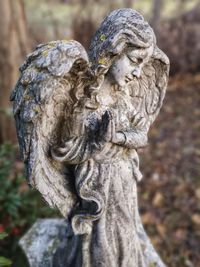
left=117, top=77, right=137, bottom=87
left=116, top=79, right=126, bottom=87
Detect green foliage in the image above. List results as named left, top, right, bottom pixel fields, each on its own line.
left=0, top=233, right=8, bottom=240
left=0, top=144, right=21, bottom=221
left=0, top=232, right=12, bottom=267
left=0, top=143, right=58, bottom=266
left=0, top=257, right=12, bottom=267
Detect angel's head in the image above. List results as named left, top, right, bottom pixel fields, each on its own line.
left=89, top=8, right=167, bottom=87
left=108, top=44, right=154, bottom=87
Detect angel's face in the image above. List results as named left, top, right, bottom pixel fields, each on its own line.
left=109, top=45, right=154, bottom=87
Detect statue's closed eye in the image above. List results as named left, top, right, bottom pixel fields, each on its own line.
left=127, top=56, right=143, bottom=64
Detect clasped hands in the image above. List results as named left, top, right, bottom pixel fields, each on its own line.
left=87, top=110, right=126, bottom=146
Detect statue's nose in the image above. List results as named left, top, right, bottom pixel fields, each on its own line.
left=132, top=66, right=142, bottom=78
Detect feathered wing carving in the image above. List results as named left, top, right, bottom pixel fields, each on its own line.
left=146, top=47, right=169, bottom=125
left=10, top=40, right=89, bottom=217
left=129, top=47, right=169, bottom=132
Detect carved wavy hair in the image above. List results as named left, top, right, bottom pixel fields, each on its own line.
left=89, top=8, right=156, bottom=73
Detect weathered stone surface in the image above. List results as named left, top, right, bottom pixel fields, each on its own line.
left=19, top=219, right=67, bottom=267
left=20, top=218, right=166, bottom=267
left=12, top=8, right=169, bottom=267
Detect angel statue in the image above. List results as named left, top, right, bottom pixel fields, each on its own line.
left=11, top=8, right=169, bottom=267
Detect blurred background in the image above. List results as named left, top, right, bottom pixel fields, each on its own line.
left=0, top=0, right=200, bottom=266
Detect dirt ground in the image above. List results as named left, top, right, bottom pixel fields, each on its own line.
left=138, top=73, right=200, bottom=267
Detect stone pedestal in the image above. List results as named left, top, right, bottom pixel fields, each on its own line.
left=20, top=219, right=166, bottom=267
left=19, top=219, right=68, bottom=267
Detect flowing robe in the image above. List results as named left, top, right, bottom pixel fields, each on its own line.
left=52, top=89, right=149, bottom=267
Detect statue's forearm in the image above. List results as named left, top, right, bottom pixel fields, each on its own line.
left=113, top=129, right=148, bottom=149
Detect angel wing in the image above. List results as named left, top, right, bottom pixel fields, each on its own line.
left=10, top=40, right=90, bottom=217
left=129, top=47, right=170, bottom=131
left=145, top=47, right=169, bottom=124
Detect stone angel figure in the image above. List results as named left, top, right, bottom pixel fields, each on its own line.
left=11, top=9, right=169, bottom=267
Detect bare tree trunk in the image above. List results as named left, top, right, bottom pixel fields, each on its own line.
left=72, top=0, right=96, bottom=49
left=177, top=0, right=187, bottom=16
left=0, top=0, right=30, bottom=143
left=151, top=0, right=164, bottom=29
left=124, top=0, right=134, bottom=8
left=107, top=0, right=119, bottom=10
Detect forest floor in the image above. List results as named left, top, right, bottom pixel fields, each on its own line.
left=139, top=73, right=200, bottom=267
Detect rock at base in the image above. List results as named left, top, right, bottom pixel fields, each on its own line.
left=19, top=219, right=68, bottom=267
